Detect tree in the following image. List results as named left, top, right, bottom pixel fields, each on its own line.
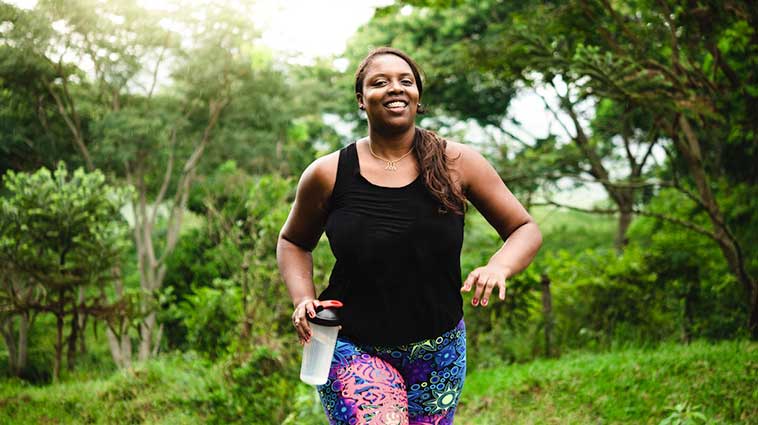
left=0, top=2, right=84, bottom=174
left=375, top=0, right=758, bottom=337
left=0, top=163, right=128, bottom=381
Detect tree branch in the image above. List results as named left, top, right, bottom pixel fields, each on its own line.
left=535, top=199, right=719, bottom=241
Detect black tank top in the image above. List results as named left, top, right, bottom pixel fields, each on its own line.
left=319, top=141, right=465, bottom=345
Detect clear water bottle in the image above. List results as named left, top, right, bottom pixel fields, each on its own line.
left=300, top=300, right=343, bottom=385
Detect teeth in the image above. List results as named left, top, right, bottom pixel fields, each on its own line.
left=387, top=101, right=406, bottom=108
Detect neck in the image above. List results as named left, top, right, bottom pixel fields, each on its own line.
left=367, top=125, right=416, bottom=158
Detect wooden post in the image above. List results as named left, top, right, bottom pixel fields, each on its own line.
left=541, top=274, right=554, bottom=357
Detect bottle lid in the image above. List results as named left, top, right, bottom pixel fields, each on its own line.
left=307, top=300, right=343, bottom=327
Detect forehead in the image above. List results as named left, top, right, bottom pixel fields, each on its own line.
left=363, top=54, right=414, bottom=78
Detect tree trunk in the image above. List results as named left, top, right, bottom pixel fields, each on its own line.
left=138, top=311, right=157, bottom=361
left=53, top=290, right=65, bottom=383
left=77, top=287, right=87, bottom=354
left=1, top=316, right=19, bottom=375
left=17, top=312, right=29, bottom=372
left=541, top=274, right=554, bottom=358
left=105, top=265, right=132, bottom=368
left=106, top=326, right=132, bottom=369
left=79, top=313, right=88, bottom=354
left=616, top=203, right=633, bottom=253
left=676, top=116, right=758, bottom=339
left=106, top=328, right=124, bottom=368
left=130, top=99, right=225, bottom=361
left=66, top=302, right=79, bottom=371
left=561, top=95, right=640, bottom=253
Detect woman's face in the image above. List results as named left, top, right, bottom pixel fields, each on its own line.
left=357, top=54, right=420, bottom=133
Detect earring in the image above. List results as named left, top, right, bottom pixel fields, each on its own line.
left=359, top=105, right=365, bottom=110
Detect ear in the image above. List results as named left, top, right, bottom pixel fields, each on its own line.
left=356, top=93, right=365, bottom=110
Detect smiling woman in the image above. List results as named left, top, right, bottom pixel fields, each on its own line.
left=277, top=47, right=543, bottom=424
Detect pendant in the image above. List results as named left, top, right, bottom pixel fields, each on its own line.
left=384, top=161, right=399, bottom=171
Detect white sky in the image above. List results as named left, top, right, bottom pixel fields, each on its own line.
left=251, top=0, right=394, bottom=62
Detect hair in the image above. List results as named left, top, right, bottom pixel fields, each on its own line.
left=354, top=47, right=466, bottom=215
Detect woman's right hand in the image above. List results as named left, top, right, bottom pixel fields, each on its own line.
left=292, top=298, right=322, bottom=344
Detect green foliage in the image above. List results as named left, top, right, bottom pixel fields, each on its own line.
left=198, top=348, right=303, bottom=424
left=167, top=279, right=241, bottom=360
left=162, top=164, right=334, bottom=360
left=660, top=401, right=709, bottom=425
left=0, top=163, right=129, bottom=287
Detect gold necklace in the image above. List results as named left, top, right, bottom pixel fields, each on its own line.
left=367, top=140, right=414, bottom=171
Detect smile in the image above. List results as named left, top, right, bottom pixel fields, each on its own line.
left=383, top=100, right=408, bottom=111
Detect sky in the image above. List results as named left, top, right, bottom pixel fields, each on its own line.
left=250, top=0, right=394, bottom=62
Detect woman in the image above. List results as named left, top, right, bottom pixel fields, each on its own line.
left=277, top=47, right=542, bottom=425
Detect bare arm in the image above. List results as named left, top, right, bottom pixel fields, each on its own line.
left=276, top=152, right=338, bottom=342
left=454, top=143, right=543, bottom=307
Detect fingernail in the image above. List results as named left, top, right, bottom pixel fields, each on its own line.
left=472, top=297, right=478, bottom=306
left=482, top=299, right=488, bottom=306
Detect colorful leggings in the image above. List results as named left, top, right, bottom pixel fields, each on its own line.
left=317, top=320, right=466, bottom=425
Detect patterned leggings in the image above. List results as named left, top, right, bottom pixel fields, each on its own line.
left=317, top=320, right=466, bottom=425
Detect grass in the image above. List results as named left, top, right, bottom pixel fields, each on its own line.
left=0, top=339, right=754, bottom=424
left=455, top=339, right=757, bottom=425
left=0, top=353, right=216, bottom=424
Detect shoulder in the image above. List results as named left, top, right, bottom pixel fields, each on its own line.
left=444, top=140, right=484, bottom=163
left=296, top=148, right=342, bottom=207
left=443, top=140, right=492, bottom=192
left=302, top=149, right=340, bottom=188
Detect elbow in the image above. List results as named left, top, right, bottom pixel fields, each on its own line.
left=533, top=222, right=543, bottom=252
left=532, top=220, right=543, bottom=246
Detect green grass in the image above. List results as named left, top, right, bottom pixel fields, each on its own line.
left=455, top=339, right=757, bottom=424
left=0, top=353, right=217, bottom=424
left=1, top=340, right=754, bottom=424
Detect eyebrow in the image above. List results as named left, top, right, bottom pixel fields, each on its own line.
left=368, top=72, right=414, bottom=79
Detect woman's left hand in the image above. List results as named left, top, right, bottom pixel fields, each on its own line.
left=460, top=264, right=511, bottom=307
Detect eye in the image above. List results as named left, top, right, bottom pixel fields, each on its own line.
left=373, top=80, right=387, bottom=86
left=402, top=79, right=414, bottom=85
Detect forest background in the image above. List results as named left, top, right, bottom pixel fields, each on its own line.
left=0, top=0, right=756, bottom=424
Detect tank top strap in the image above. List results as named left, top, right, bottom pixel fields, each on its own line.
left=330, top=142, right=359, bottom=204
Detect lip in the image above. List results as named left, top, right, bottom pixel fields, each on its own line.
left=384, top=104, right=408, bottom=113
left=383, top=99, right=409, bottom=113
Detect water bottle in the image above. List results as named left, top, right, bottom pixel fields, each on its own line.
left=300, top=300, right=343, bottom=385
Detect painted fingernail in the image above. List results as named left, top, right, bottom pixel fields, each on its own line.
left=472, top=297, right=478, bottom=306
left=482, top=299, right=488, bottom=306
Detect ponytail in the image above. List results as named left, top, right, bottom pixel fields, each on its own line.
left=413, top=127, right=466, bottom=215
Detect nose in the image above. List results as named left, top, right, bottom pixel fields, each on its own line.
left=388, top=79, right=404, bottom=93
